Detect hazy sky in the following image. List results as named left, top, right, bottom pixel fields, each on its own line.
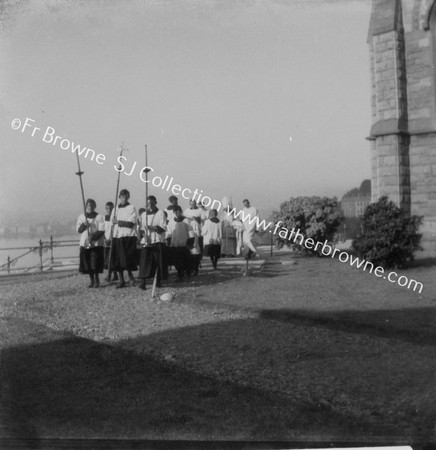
left=0, top=0, right=372, bottom=222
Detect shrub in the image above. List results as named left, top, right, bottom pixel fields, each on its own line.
left=352, top=196, right=423, bottom=269
left=273, top=196, right=343, bottom=254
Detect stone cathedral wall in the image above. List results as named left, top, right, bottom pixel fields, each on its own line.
left=369, top=0, right=436, bottom=247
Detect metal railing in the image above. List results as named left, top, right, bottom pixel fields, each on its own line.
left=0, top=236, right=79, bottom=275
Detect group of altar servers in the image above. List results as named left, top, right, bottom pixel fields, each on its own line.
left=76, top=190, right=259, bottom=289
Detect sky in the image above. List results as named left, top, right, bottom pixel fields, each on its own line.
left=0, top=0, right=372, bottom=224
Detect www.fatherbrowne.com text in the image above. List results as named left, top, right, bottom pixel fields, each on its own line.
left=226, top=206, right=424, bottom=294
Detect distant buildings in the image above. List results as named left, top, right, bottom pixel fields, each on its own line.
left=0, top=220, right=75, bottom=238
left=340, top=180, right=371, bottom=218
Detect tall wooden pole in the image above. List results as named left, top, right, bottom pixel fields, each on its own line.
left=145, top=144, right=149, bottom=245
left=107, top=143, right=127, bottom=280
left=75, top=150, right=90, bottom=247
left=145, top=144, right=148, bottom=209
left=142, top=144, right=153, bottom=246
left=142, top=145, right=158, bottom=296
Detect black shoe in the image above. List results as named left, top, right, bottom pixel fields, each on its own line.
left=139, top=281, right=146, bottom=290
left=94, top=280, right=100, bottom=288
left=88, top=282, right=94, bottom=288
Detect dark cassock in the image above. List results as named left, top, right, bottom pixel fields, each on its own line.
left=138, top=200, right=168, bottom=289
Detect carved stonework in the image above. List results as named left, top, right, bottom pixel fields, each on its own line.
left=420, top=0, right=436, bottom=30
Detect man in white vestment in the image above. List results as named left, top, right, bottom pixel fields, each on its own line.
left=242, top=199, right=259, bottom=259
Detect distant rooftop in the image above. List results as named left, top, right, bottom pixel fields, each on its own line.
left=342, top=179, right=371, bottom=199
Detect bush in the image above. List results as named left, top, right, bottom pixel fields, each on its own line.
left=273, top=196, right=343, bottom=254
left=352, top=196, right=423, bottom=269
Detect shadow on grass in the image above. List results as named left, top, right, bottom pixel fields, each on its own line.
left=0, top=316, right=416, bottom=444
left=409, top=257, right=436, bottom=269
left=259, top=307, right=436, bottom=346
left=96, top=267, right=244, bottom=290
left=132, top=264, right=287, bottom=290
left=118, top=316, right=436, bottom=443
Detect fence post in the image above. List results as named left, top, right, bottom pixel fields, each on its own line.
left=7, top=256, right=11, bottom=274
left=50, top=235, right=54, bottom=265
left=39, top=239, right=43, bottom=271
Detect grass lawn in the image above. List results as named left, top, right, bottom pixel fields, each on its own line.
left=0, top=247, right=435, bottom=445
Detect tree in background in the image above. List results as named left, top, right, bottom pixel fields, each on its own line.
left=273, top=196, right=343, bottom=254
left=352, top=196, right=423, bottom=269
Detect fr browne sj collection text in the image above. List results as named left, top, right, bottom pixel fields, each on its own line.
left=12, top=117, right=167, bottom=179
left=10, top=117, right=222, bottom=208
left=11, top=117, right=152, bottom=178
